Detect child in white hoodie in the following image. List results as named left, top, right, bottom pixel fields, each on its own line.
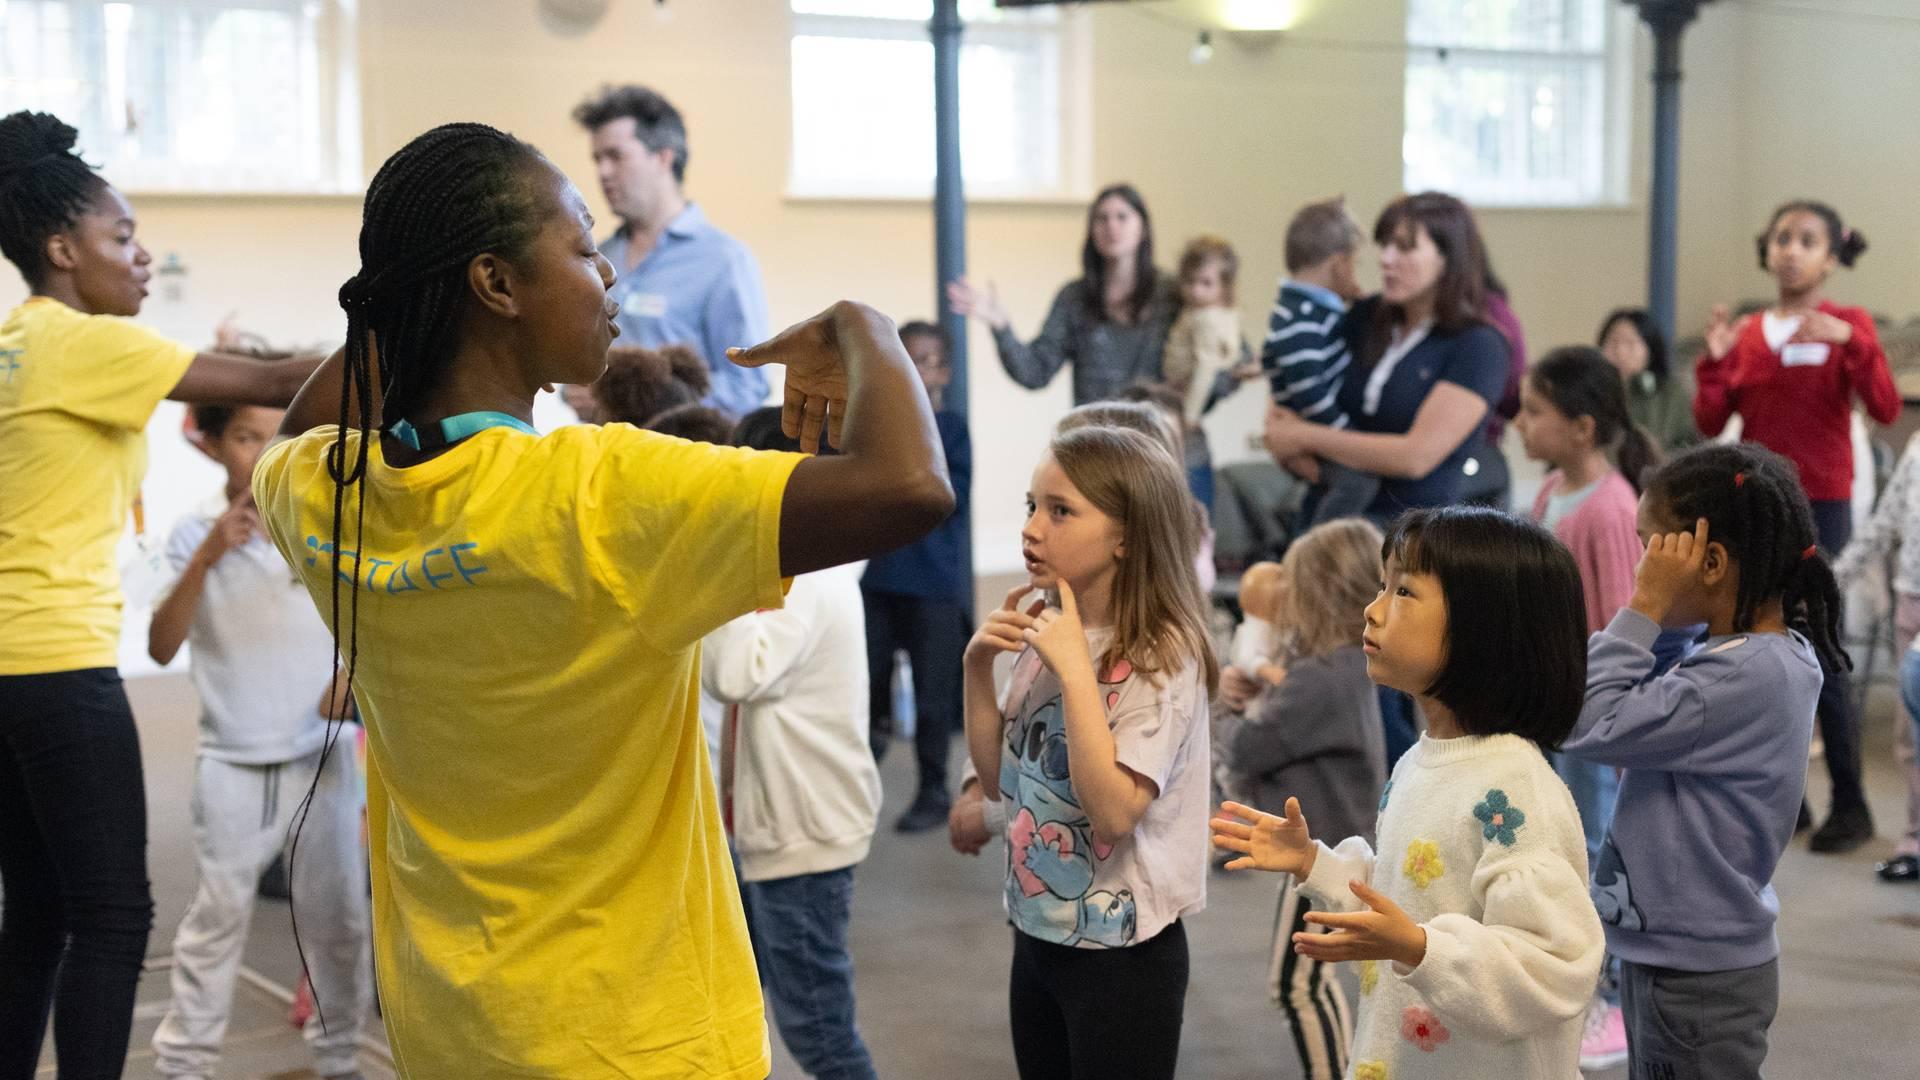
left=702, top=407, right=885, bottom=1080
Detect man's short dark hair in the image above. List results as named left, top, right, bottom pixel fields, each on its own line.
left=573, top=85, right=689, bottom=183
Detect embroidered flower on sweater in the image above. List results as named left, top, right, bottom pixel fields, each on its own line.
left=1358, top=959, right=1379, bottom=995
left=1354, top=1061, right=1388, bottom=1080
left=1403, top=839, right=1444, bottom=889
left=1400, top=1005, right=1451, bottom=1052
left=1473, top=789, right=1527, bottom=847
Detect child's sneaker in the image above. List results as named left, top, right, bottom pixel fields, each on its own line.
left=1579, top=1000, right=1628, bottom=1070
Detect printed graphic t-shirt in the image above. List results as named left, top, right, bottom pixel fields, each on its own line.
left=254, top=423, right=802, bottom=1079
left=0, top=298, right=194, bottom=674
left=996, top=626, right=1210, bottom=949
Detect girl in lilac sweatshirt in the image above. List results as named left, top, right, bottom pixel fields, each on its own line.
left=1515, top=345, right=1663, bottom=1066
left=1564, top=443, right=1844, bottom=1079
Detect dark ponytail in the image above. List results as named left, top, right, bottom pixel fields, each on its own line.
left=1529, top=345, right=1663, bottom=493
left=0, top=111, right=109, bottom=288
left=1642, top=444, right=1849, bottom=672
left=1615, top=422, right=1660, bottom=497
left=1756, top=199, right=1868, bottom=270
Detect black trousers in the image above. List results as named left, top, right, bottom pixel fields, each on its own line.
left=1008, top=922, right=1189, bottom=1080
left=1809, top=499, right=1868, bottom=816
left=862, top=587, right=970, bottom=798
left=0, top=669, right=155, bottom=1080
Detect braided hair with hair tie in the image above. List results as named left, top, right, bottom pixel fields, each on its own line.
left=0, top=110, right=109, bottom=289
left=1642, top=443, right=1850, bottom=672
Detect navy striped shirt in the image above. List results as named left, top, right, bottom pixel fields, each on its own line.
left=1259, top=281, right=1351, bottom=428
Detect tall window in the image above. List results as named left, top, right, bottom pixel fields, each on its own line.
left=0, top=0, right=361, bottom=194
left=788, top=0, right=1086, bottom=199
left=1404, top=0, right=1628, bottom=206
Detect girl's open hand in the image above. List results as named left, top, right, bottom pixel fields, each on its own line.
left=1789, top=310, right=1853, bottom=346
left=966, top=585, right=1045, bottom=671
left=1024, top=579, right=1093, bottom=679
left=1210, top=798, right=1316, bottom=876
left=1628, top=516, right=1709, bottom=625
left=1703, top=304, right=1744, bottom=360
left=1297, top=879, right=1428, bottom=969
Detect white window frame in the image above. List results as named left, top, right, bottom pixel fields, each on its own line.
left=1402, top=0, right=1633, bottom=209
left=786, top=2, right=1091, bottom=202
left=0, top=0, right=362, bottom=196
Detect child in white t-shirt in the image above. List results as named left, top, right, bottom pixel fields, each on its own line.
left=964, top=424, right=1219, bottom=1079
left=148, top=399, right=370, bottom=1080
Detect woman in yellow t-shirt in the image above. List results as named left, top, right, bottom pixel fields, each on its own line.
left=252, top=122, right=952, bottom=1078
left=0, top=111, right=324, bottom=1076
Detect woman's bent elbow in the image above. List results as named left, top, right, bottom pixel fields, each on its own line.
left=898, top=471, right=958, bottom=535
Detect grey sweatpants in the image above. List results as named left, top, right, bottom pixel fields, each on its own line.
left=1619, top=957, right=1778, bottom=1080
left=152, top=744, right=371, bottom=1078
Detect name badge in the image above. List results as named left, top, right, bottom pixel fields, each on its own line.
left=622, top=292, right=669, bottom=319
left=1781, top=342, right=1830, bottom=367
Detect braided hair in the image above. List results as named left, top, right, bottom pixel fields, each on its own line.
left=0, top=111, right=108, bottom=289
left=1642, top=444, right=1850, bottom=672
left=325, top=122, right=546, bottom=703
left=292, top=123, right=547, bottom=1024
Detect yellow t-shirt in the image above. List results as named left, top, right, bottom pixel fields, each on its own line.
left=0, top=297, right=195, bottom=675
left=254, top=422, right=802, bottom=1079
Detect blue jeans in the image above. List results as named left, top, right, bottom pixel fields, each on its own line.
left=1555, top=754, right=1619, bottom=870
left=1901, top=651, right=1920, bottom=782
left=740, top=867, right=877, bottom=1080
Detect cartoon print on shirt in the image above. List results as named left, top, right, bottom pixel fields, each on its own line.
left=1591, top=833, right=1645, bottom=931
left=1001, top=656, right=1138, bottom=948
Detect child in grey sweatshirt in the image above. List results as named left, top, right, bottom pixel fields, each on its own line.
left=1563, top=444, right=1843, bottom=1080
left=1214, top=519, right=1385, bottom=1080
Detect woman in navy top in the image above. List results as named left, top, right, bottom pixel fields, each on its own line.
left=1263, top=192, right=1510, bottom=525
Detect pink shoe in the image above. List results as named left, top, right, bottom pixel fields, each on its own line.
left=1579, top=1001, right=1628, bottom=1070
left=289, top=974, right=315, bottom=1029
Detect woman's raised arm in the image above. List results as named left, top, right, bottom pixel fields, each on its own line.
left=731, top=302, right=956, bottom=577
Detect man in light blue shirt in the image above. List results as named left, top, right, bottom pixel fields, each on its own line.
left=575, top=85, right=769, bottom=418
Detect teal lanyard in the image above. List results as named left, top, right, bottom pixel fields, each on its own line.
left=388, top=411, right=538, bottom=450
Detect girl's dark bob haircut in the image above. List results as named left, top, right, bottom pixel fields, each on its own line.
left=1382, top=505, right=1588, bottom=749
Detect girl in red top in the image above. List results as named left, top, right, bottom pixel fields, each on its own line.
left=1694, top=200, right=1898, bottom=547
left=1694, top=199, right=1895, bottom=855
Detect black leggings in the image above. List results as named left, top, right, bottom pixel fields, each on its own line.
left=1008, top=921, right=1188, bottom=1080
left=1809, top=499, right=1869, bottom=816
left=0, top=669, right=154, bottom=1080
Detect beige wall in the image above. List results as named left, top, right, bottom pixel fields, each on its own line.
left=7, top=0, right=1917, bottom=578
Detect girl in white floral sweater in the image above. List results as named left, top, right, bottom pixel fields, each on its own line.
left=1213, top=506, right=1604, bottom=1079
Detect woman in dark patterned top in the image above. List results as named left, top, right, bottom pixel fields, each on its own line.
left=947, top=183, right=1178, bottom=405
